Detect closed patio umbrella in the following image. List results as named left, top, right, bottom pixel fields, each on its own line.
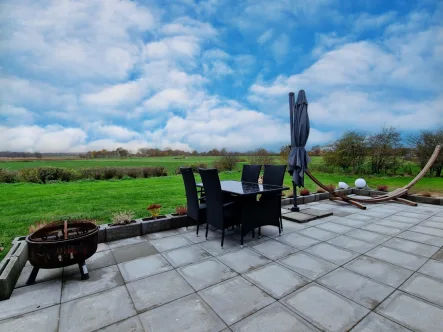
left=288, top=90, right=311, bottom=211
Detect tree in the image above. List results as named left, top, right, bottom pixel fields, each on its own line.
left=279, top=145, right=291, bottom=163
left=214, top=149, right=240, bottom=171
left=408, top=128, right=443, bottom=177
left=34, top=152, right=42, bottom=159
left=249, top=148, right=274, bottom=166
left=323, top=131, right=367, bottom=172
left=367, top=127, right=403, bottom=174
left=116, top=147, right=129, bottom=158
left=310, top=145, right=322, bottom=156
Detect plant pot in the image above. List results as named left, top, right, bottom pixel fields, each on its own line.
left=139, top=215, right=171, bottom=235
left=108, top=220, right=137, bottom=227
left=106, top=221, right=141, bottom=242
left=168, top=214, right=190, bottom=228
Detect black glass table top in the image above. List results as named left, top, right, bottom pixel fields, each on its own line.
left=196, top=180, right=289, bottom=196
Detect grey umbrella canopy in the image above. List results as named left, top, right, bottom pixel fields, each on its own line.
left=288, top=90, right=311, bottom=187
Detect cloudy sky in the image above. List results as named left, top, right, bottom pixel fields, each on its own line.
left=0, top=0, right=442, bottom=153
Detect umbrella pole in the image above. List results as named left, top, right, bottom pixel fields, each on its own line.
left=291, top=182, right=299, bottom=212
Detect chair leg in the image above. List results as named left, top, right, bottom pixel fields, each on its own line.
left=258, top=227, right=261, bottom=238
left=241, top=226, right=244, bottom=248
left=221, top=229, right=225, bottom=247
left=280, top=216, right=283, bottom=230
left=252, top=229, right=255, bottom=238
left=205, top=223, right=209, bottom=238
left=196, top=221, right=200, bottom=236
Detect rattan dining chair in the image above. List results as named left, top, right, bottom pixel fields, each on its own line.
left=180, top=167, right=206, bottom=235
left=261, top=164, right=287, bottom=230
left=241, top=164, right=262, bottom=183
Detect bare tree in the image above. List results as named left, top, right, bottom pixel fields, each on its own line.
left=408, top=128, right=443, bottom=177
left=249, top=148, right=274, bottom=166
left=323, top=131, right=367, bottom=172
left=367, top=127, right=403, bottom=174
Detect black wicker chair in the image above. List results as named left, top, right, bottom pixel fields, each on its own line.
left=198, top=168, right=239, bottom=247
left=261, top=164, right=287, bottom=231
left=241, top=164, right=261, bottom=183
left=180, top=167, right=206, bottom=235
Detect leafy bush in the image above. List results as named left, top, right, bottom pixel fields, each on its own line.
left=36, top=167, right=78, bottom=183
left=249, top=148, right=274, bottom=166
left=300, top=188, right=310, bottom=196
left=213, top=154, right=239, bottom=171
left=377, top=185, right=389, bottom=192
left=18, top=168, right=41, bottom=183
left=0, top=169, right=18, bottom=183
left=420, top=191, right=432, bottom=197
left=111, top=211, right=135, bottom=225
left=176, top=163, right=208, bottom=174
left=175, top=205, right=187, bottom=215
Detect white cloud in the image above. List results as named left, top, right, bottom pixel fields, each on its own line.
left=161, top=16, right=217, bottom=38
left=88, top=124, right=141, bottom=141
left=271, top=34, right=290, bottom=63
left=258, top=29, right=274, bottom=44
left=0, top=105, right=35, bottom=125
left=354, top=11, right=397, bottom=31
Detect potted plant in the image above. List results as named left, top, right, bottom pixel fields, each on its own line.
left=106, top=211, right=141, bottom=241
left=144, top=204, right=165, bottom=220
left=169, top=205, right=189, bottom=228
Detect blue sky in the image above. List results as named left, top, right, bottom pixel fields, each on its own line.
left=0, top=0, right=442, bottom=152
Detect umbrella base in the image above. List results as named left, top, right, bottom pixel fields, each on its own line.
left=290, top=206, right=300, bottom=212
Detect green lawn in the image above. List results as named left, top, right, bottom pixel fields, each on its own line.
left=1, top=170, right=442, bottom=260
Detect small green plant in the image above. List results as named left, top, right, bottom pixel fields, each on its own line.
left=175, top=205, right=187, bottom=215
left=377, top=185, right=389, bottom=192
left=111, top=211, right=135, bottom=225
left=300, top=188, right=310, bottom=196
left=147, top=204, right=162, bottom=219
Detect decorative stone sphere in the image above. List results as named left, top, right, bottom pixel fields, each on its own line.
left=338, top=182, right=349, bottom=189
left=355, top=178, right=367, bottom=188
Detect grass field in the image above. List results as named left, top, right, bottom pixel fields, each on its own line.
left=1, top=156, right=442, bottom=260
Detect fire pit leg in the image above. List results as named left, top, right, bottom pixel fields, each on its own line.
left=78, top=261, right=89, bottom=280
left=26, top=267, right=40, bottom=285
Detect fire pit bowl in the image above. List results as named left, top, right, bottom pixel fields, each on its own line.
left=26, top=220, right=99, bottom=284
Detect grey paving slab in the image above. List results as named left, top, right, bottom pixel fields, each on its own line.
left=410, top=225, right=443, bottom=237
left=400, top=273, right=443, bottom=307
left=331, top=211, right=353, bottom=217
left=376, top=291, right=443, bottom=332
left=429, top=216, right=443, bottom=222
left=181, top=229, right=222, bottom=243
left=138, top=293, right=227, bottom=332
left=177, top=258, right=238, bottom=291
left=386, top=215, right=421, bottom=224
left=351, top=312, right=411, bottom=332
left=145, top=229, right=179, bottom=240
left=0, top=305, right=59, bottom=332
left=281, top=208, right=291, bottom=214
left=217, top=248, right=271, bottom=273
left=420, top=220, right=443, bottom=229
left=230, top=302, right=320, bottom=332
left=345, top=214, right=375, bottom=222
left=431, top=248, right=443, bottom=261
left=97, top=316, right=144, bottom=332
left=108, top=236, right=146, bottom=249
left=346, top=229, right=391, bottom=244
left=276, top=232, right=319, bottom=249
left=316, top=222, right=354, bottom=234
left=332, top=218, right=367, bottom=228
left=282, top=211, right=316, bottom=223
left=317, top=268, right=394, bottom=309
left=344, top=256, right=414, bottom=287
left=251, top=240, right=295, bottom=260
left=297, top=227, right=339, bottom=241
left=365, top=246, right=427, bottom=271
left=281, top=219, right=311, bottom=231
left=61, top=265, right=124, bottom=303
left=257, top=225, right=282, bottom=238
left=396, top=230, right=443, bottom=247
left=244, top=263, right=309, bottom=299
left=198, top=238, right=240, bottom=256
left=396, top=211, right=429, bottom=220
left=118, top=254, right=173, bottom=282
left=150, top=234, right=192, bottom=252
left=304, top=243, right=360, bottom=265
left=362, top=223, right=402, bottom=236
left=96, top=242, right=110, bottom=252
left=198, top=276, right=274, bottom=325
left=229, top=231, right=269, bottom=245
left=162, top=244, right=211, bottom=268
left=383, top=238, right=440, bottom=258
left=0, top=279, right=61, bottom=321
left=126, top=269, right=194, bottom=313
left=111, top=241, right=159, bottom=264
left=278, top=252, right=338, bottom=279
left=326, top=235, right=377, bottom=254
left=64, top=250, right=116, bottom=277
left=59, top=285, right=136, bottom=332
left=15, top=266, right=62, bottom=288
left=374, top=219, right=414, bottom=230
left=281, top=283, right=369, bottom=332
left=302, top=208, right=333, bottom=218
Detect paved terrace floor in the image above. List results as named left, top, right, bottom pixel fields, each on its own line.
left=1, top=200, right=443, bottom=332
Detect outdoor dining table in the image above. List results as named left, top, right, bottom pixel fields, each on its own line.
left=196, top=180, right=289, bottom=243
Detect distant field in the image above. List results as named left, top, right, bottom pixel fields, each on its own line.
left=1, top=168, right=442, bottom=260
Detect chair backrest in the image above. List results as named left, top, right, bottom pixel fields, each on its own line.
left=198, top=168, right=224, bottom=228
left=241, top=164, right=261, bottom=183
left=180, top=167, right=199, bottom=220
left=263, top=165, right=287, bottom=186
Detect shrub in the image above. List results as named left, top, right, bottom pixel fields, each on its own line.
left=176, top=163, right=208, bottom=174
left=175, top=205, right=187, bottom=215
left=142, top=166, right=167, bottom=178
left=420, top=191, right=432, bottom=197
left=316, top=187, right=326, bottom=193
left=300, top=188, right=310, bottom=196
left=377, top=185, right=389, bottom=192
left=0, top=169, right=18, bottom=183
left=147, top=204, right=162, bottom=218
left=19, top=168, right=41, bottom=183
left=125, top=167, right=142, bottom=178
left=249, top=148, right=274, bottom=166
left=213, top=153, right=239, bottom=171
left=111, top=211, right=135, bottom=225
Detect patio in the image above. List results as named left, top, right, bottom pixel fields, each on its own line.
left=1, top=200, right=443, bottom=332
